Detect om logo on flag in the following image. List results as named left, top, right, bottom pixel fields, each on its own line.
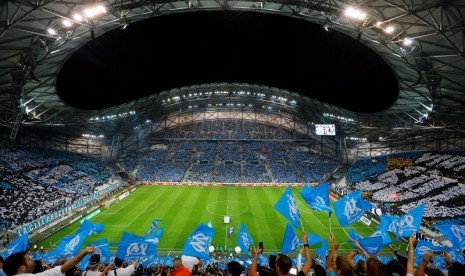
left=241, top=232, right=250, bottom=248
left=343, top=197, right=362, bottom=222
left=287, top=194, right=299, bottom=222
left=126, top=243, right=148, bottom=256
left=451, top=225, right=465, bottom=242
left=64, top=236, right=80, bottom=255
left=189, top=233, right=209, bottom=253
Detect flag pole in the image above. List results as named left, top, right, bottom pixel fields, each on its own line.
left=300, top=218, right=305, bottom=233
left=329, top=216, right=332, bottom=234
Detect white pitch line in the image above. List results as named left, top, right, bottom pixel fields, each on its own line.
left=297, top=199, right=327, bottom=230
left=126, top=192, right=164, bottom=227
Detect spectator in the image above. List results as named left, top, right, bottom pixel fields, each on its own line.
left=82, top=254, right=111, bottom=276
left=365, top=258, right=386, bottom=276
left=3, top=247, right=95, bottom=276
left=226, top=261, right=242, bottom=276
left=386, top=260, right=405, bottom=276
left=171, top=258, right=191, bottom=276
left=108, top=257, right=139, bottom=276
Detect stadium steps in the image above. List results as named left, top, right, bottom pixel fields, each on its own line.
left=182, top=163, right=194, bottom=182
left=264, top=164, right=275, bottom=182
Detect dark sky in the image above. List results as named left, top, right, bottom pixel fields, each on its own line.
left=57, top=10, right=399, bottom=112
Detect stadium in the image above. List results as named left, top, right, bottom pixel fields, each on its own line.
left=0, top=1, right=464, bottom=276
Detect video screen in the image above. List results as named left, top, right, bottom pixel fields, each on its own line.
left=315, top=124, right=336, bottom=136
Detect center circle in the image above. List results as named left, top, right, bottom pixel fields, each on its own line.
left=206, top=200, right=249, bottom=216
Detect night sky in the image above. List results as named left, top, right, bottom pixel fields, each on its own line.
left=57, top=11, right=399, bottom=113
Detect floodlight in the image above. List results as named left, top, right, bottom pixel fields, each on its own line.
left=384, top=26, right=395, bottom=34
left=47, top=28, right=57, bottom=35
left=403, top=38, right=413, bottom=45
left=73, top=14, right=83, bottom=21
left=62, top=20, right=73, bottom=28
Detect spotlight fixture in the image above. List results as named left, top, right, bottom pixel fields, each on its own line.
left=344, top=7, right=367, bottom=20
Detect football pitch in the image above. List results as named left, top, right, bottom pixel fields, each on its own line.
left=40, top=185, right=402, bottom=255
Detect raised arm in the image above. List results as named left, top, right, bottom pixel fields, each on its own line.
left=60, top=247, right=96, bottom=273
left=326, top=233, right=337, bottom=273
left=300, top=232, right=313, bottom=276
left=407, top=234, right=416, bottom=276
left=100, top=262, right=113, bottom=276
left=352, top=240, right=370, bottom=260
left=248, top=247, right=262, bottom=276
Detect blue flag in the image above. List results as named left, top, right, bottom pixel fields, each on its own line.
left=445, top=247, right=465, bottom=264
left=146, top=219, right=161, bottom=236
left=274, top=186, right=301, bottom=228
left=116, top=231, right=157, bottom=262
left=78, top=219, right=105, bottom=235
left=397, top=205, right=424, bottom=238
left=300, top=182, right=332, bottom=215
left=145, top=226, right=164, bottom=246
left=237, top=223, right=254, bottom=254
left=308, top=233, right=322, bottom=245
left=6, top=233, right=29, bottom=256
left=41, top=249, right=63, bottom=265
left=436, top=224, right=465, bottom=250
left=369, top=228, right=392, bottom=247
left=379, top=216, right=400, bottom=234
left=88, top=238, right=113, bottom=264
left=334, top=190, right=372, bottom=227
left=316, top=239, right=328, bottom=258
left=182, top=224, right=215, bottom=260
left=56, top=230, right=90, bottom=257
left=349, top=229, right=383, bottom=254
left=282, top=224, right=303, bottom=255
left=77, top=254, right=91, bottom=271
left=414, top=240, right=445, bottom=266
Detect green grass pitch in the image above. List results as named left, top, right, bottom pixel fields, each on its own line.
left=40, top=185, right=403, bottom=255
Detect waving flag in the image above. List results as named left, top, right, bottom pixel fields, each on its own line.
left=349, top=229, right=383, bottom=254
left=6, top=233, right=29, bottom=256
left=78, top=219, right=105, bottom=235
left=379, top=216, right=400, bottom=234
left=334, top=190, right=372, bottom=227
left=308, top=233, right=322, bottom=245
left=436, top=224, right=465, bottom=250
left=77, top=254, right=91, bottom=271
left=116, top=231, right=157, bottom=262
left=370, top=228, right=392, bottom=247
left=182, top=224, right=215, bottom=260
left=397, top=205, right=424, bottom=238
left=316, top=239, right=328, bottom=258
left=282, top=224, right=303, bottom=255
left=88, top=238, right=113, bottom=264
left=414, top=240, right=445, bottom=266
left=56, top=230, right=90, bottom=257
left=237, top=223, right=254, bottom=254
left=146, top=226, right=164, bottom=246
left=41, top=249, right=63, bottom=265
left=445, top=247, right=465, bottom=264
left=274, top=186, right=301, bottom=228
left=146, top=219, right=161, bottom=236
left=300, top=182, right=332, bottom=215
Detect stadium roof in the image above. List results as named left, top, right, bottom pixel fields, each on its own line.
left=1, top=0, right=464, bottom=145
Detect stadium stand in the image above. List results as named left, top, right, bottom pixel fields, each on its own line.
left=349, top=151, right=465, bottom=224
left=0, top=146, right=113, bottom=230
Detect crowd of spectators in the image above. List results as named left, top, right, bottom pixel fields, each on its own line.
left=0, top=146, right=112, bottom=230
left=153, top=120, right=309, bottom=140
left=3, top=230, right=465, bottom=276
left=119, top=141, right=339, bottom=184
left=350, top=151, right=465, bottom=224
